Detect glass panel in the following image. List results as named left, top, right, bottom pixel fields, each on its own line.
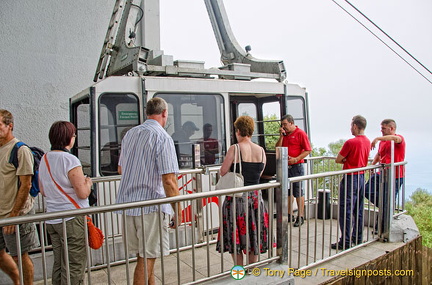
left=99, top=93, right=139, bottom=176
left=286, top=97, right=306, bottom=131
left=157, top=93, right=225, bottom=169
left=263, top=101, right=281, bottom=150
left=238, top=103, right=258, bottom=144
left=75, top=100, right=91, bottom=176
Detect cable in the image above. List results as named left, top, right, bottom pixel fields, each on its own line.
left=127, top=3, right=144, bottom=46
left=331, top=0, right=432, bottom=84
left=131, top=3, right=144, bottom=27
left=345, top=0, right=432, bottom=76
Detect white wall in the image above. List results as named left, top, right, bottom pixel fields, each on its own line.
left=0, top=0, right=114, bottom=151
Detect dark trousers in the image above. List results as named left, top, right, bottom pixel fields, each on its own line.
left=338, top=174, right=364, bottom=246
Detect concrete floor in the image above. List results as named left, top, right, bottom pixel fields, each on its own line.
left=29, top=217, right=384, bottom=285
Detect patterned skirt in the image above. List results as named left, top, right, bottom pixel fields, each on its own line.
left=216, top=190, right=269, bottom=255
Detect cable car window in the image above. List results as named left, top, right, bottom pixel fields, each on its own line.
left=99, top=93, right=139, bottom=176
left=286, top=97, right=307, bottom=132
left=262, top=101, right=281, bottom=150
left=237, top=103, right=258, bottom=144
left=73, top=98, right=92, bottom=176
left=156, top=93, right=225, bottom=169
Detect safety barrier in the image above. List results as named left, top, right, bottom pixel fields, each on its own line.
left=0, top=148, right=406, bottom=284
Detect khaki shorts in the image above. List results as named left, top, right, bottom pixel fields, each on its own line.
left=125, top=212, right=170, bottom=258
left=0, top=209, right=40, bottom=256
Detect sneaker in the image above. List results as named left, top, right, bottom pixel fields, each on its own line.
left=331, top=242, right=350, bottom=250
left=293, top=216, right=304, bottom=227
left=288, top=214, right=295, bottom=223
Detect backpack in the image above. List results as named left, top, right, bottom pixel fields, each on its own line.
left=9, top=142, right=45, bottom=197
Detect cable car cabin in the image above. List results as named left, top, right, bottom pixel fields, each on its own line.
left=69, top=75, right=309, bottom=179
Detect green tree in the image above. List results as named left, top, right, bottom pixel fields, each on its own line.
left=328, top=139, right=345, bottom=156
left=312, top=146, right=327, bottom=157
left=311, top=139, right=345, bottom=158
left=263, top=114, right=280, bottom=150
left=309, top=140, right=345, bottom=197
left=406, top=188, right=432, bottom=247
left=310, top=140, right=345, bottom=173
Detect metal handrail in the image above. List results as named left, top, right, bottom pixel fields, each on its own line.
left=0, top=161, right=407, bottom=228
left=0, top=182, right=279, bottom=227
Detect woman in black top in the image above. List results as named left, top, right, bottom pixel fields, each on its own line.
left=216, top=116, right=269, bottom=266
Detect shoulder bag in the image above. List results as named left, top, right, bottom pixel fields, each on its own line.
left=215, top=144, right=244, bottom=197
left=43, top=154, right=104, bottom=250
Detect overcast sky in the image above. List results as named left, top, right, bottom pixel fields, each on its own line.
left=159, top=0, right=432, bottom=196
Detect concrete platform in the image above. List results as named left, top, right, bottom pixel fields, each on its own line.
left=24, top=217, right=385, bottom=285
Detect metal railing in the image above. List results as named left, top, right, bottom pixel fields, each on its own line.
left=0, top=147, right=407, bottom=284
left=285, top=159, right=406, bottom=270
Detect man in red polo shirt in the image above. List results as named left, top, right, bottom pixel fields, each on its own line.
left=332, top=115, right=370, bottom=250
left=276, top=114, right=312, bottom=227
left=366, top=119, right=405, bottom=234
left=199, top=123, right=219, bottom=165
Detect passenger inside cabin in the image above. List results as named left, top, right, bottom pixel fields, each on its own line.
left=171, top=121, right=199, bottom=158
left=198, top=123, right=220, bottom=165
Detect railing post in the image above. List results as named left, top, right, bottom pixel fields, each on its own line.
left=195, top=167, right=204, bottom=243
left=383, top=141, right=396, bottom=240
left=276, top=147, right=289, bottom=264
left=192, top=144, right=201, bottom=169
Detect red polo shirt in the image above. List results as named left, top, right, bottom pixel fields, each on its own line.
left=281, top=126, right=311, bottom=165
left=339, top=135, right=371, bottom=174
left=378, top=134, right=405, bottom=178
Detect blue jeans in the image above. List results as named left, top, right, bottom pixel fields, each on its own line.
left=365, top=173, right=404, bottom=232
left=338, top=174, right=364, bottom=246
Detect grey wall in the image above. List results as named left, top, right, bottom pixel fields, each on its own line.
left=1, top=0, right=114, bottom=151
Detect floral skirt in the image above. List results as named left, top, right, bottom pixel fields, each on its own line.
left=216, top=191, right=269, bottom=255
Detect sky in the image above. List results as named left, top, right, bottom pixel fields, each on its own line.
left=158, top=0, right=432, bottom=197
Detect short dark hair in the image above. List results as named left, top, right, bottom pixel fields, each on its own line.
left=352, top=115, right=367, bottom=130
left=281, top=114, right=294, bottom=124
left=381, top=119, right=396, bottom=129
left=234, top=116, right=255, bottom=137
left=49, top=121, right=76, bottom=150
left=203, top=123, right=212, bottom=130
left=0, top=109, right=14, bottom=126
left=147, top=97, right=167, bottom=116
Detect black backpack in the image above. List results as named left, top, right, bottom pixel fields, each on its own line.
left=9, top=142, right=45, bottom=197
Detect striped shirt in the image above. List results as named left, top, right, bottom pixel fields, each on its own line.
left=116, top=119, right=179, bottom=216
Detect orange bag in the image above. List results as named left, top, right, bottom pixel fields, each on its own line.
left=87, top=216, right=104, bottom=250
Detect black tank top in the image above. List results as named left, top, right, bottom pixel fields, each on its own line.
left=230, top=147, right=265, bottom=186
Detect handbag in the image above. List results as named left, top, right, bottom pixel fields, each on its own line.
left=88, top=187, right=97, bottom=206
left=215, top=144, right=244, bottom=197
left=44, top=154, right=104, bottom=250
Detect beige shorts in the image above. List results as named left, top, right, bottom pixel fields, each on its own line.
left=0, top=208, right=40, bottom=257
left=125, top=212, right=170, bottom=258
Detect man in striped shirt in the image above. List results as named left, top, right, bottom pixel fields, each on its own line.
left=116, top=97, right=182, bottom=285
